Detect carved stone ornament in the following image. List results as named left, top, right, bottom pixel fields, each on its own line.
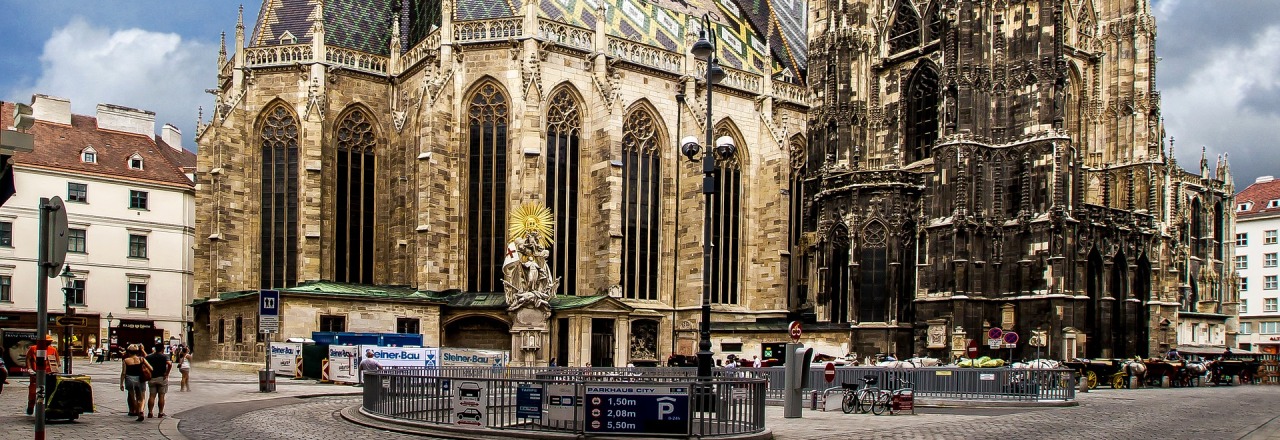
left=502, top=202, right=560, bottom=314
left=392, top=111, right=407, bottom=132
left=520, top=330, right=542, bottom=350
left=926, top=320, right=948, bottom=349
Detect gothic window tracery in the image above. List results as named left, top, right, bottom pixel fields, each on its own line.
left=827, top=224, right=850, bottom=323
left=467, top=82, right=510, bottom=293
left=888, top=1, right=922, bottom=54
left=859, top=221, right=890, bottom=323
left=925, top=2, right=944, bottom=42
left=712, top=122, right=744, bottom=305
left=546, top=88, right=582, bottom=296
left=905, top=64, right=940, bottom=164
left=335, top=109, right=377, bottom=283
left=621, top=105, right=661, bottom=300
left=260, top=103, right=299, bottom=289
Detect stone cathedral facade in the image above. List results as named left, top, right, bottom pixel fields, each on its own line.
left=797, top=0, right=1236, bottom=360
left=192, top=0, right=812, bottom=366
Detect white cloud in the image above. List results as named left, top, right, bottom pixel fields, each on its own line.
left=1161, top=26, right=1280, bottom=186
left=9, top=17, right=215, bottom=149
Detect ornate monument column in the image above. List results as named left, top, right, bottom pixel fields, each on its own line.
left=503, top=203, right=559, bottom=367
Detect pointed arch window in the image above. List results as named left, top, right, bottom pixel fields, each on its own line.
left=888, top=1, right=921, bottom=54
left=621, top=106, right=661, bottom=300
left=468, top=83, right=510, bottom=293
left=924, top=3, right=944, bottom=41
left=789, top=135, right=808, bottom=308
left=905, top=65, right=940, bottom=164
left=546, top=89, right=581, bottom=296
left=711, top=124, right=743, bottom=305
left=827, top=225, right=850, bottom=323
left=260, top=104, right=299, bottom=289
left=335, top=108, right=377, bottom=283
left=858, top=221, right=890, bottom=323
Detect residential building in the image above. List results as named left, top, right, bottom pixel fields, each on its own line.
left=0, top=95, right=196, bottom=357
left=1233, top=176, right=1280, bottom=354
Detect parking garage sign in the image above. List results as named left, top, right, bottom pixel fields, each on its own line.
left=584, top=385, right=689, bottom=435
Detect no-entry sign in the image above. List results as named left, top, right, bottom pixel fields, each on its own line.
left=824, top=362, right=835, bottom=383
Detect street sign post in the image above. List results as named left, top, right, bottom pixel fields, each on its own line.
left=788, top=321, right=802, bottom=342
left=55, top=316, right=87, bottom=327
left=966, top=339, right=978, bottom=359
left=259, top=290, right=280, bottom=333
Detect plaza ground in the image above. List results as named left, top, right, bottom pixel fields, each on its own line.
left=1, top=360, right=1278, bottom=439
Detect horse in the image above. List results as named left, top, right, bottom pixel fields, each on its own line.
left=904, top=357, right=942, bottom=367
left=876, top=360, right=918, bottom=368
left=1012, top=359, right=1062, bottom=370
left=1117, top=358, right=1147, bottom=388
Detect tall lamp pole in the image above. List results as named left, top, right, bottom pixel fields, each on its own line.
left=59, top=265, right=74, bottom=374
left=683, top=14, right=732, bottom=382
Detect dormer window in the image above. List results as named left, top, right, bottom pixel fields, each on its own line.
left=1270, top=200, right=1280, bottom=209
left=128, top=154, right=143, bottom=170
left=81, top=147, right=97, bottom=164
left=279, top=31, right=297, bottom=45
left=1240, top=203, right=1254, bottom=211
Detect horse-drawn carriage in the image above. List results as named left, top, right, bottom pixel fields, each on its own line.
left=1207, top=355, right=1262, bottom=385
left=1139, top=359, right=1207, bottom=387
left=1061, top=358, right=1131, bottom=389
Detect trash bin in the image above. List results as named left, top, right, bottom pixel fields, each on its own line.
left=259, top=369, right=276, bottom=392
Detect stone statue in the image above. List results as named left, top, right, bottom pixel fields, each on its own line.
left=502, top=203, right=559, bottom=313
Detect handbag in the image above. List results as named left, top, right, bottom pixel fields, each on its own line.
left=140, top=359, right=153, bottom=381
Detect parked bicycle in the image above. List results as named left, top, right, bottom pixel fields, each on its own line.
left=840, top=375, right=880, bottom=414
left=882, top=377, right=914, bottom=415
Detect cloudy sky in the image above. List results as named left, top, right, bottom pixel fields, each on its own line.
left=0, top=1, right=1277, bottom=189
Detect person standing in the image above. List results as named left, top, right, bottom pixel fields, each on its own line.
left=176, top=347, right=192, bottom=392
left=24, top=335, right=60, bottom=415
left=119, top=344, right=150, bottom=422
left=145, top=345, right=172, bottom=418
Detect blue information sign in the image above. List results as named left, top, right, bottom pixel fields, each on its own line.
left=516, top=384, right=543, bottom=420
left=259, top=290, right=280, bottom=332
left=584, top=385, right=689, bottom=436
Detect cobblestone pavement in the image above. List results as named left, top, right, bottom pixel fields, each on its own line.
left=1, top=360, right=1278, bottom=440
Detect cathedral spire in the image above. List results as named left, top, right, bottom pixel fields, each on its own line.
left=1168, top=136, right=1177, bottom=167
left=1200, top=146, right=1209, bottom=178
left=218, top=31, right=227, bottom=66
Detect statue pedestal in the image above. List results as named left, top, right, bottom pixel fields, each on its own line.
left=510, top=307, right=550, bottom=367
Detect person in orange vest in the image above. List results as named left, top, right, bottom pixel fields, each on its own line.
left=24, top=335, right=60, bottom=415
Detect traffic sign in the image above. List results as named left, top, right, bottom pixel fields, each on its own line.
left=824, top=362, right=836, bottom=383
left=55, top=316, right=87, bottom=327
left=43, top=197, right=68, bottom=278
left=788, top=321, right=802, bottom=342
left=1002, top=331, right=1019, bottom=345
left=988, top=339, right=1002, bottom=349
left=986, top=327, right=1003, bottom=341
left=259, top=290, right=280, bottom=333
left=966, top=339, right=978, bottom=358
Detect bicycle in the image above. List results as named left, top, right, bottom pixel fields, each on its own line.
left=840, top=375, right=880, bottom=414
left=880, top=377, right=914, bottom=415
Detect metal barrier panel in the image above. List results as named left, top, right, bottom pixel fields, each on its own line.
left=739, top=366, right=1075, bottom=402
left=362, top=370, right=767, bottom=437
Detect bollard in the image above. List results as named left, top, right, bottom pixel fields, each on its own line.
left=1077, top=374, right=1089, bottom=393
left=1161, top=376, right=1170, bottom=388
left=811, top=390, right=819, bottom=410
left=259, top=369, right=276, bottom=392
left=1130, top=376, right=1140, bottom=389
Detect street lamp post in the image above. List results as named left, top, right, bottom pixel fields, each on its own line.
left=105, top=312, right=115, bottom=360
left=682, top=14, right=733, bottom=382
left=59, top=265, right=74, bottom=374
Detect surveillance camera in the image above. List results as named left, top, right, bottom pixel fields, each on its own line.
left=714, top=135, right=736, bottom=159
left=680, top=136, right=701, bottom=161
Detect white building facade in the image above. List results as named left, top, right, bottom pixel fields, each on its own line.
left=1233, top=176, right=1280, bottom=354
left=0, top=95, right=195, bottom=359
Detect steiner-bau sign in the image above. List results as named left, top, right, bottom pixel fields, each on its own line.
left=585, top=385, right=689, bottom=435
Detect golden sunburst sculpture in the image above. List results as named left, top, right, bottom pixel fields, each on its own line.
left=509, top=202, right=554, bottom=247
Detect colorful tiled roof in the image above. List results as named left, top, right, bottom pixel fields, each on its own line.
left=1235, top=177, right=1280, bottom=220
left=247, top=0, right=807, bottom=78
left=0, top=102, right=195, bottom=189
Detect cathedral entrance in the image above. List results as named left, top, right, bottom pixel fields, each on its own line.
left=444, top=315, right=511, bottom=351
left=590, top=318, right=615, bottom=367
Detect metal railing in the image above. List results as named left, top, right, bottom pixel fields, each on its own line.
left=362, top=368, right=768, bottom=437
left=740, top=366, right=1076, bottom=402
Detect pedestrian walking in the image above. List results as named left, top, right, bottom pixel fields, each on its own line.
left=119, top=344, right=151, bottom=422
left=177, top=347, right=192, bottom=392
left=0, top=353, right=8, bottom=394
left=145, top=344, right=172, bottom=418
left=24, top=335, right=60, bottom=415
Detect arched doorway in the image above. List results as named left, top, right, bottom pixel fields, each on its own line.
left=444, top=315, right=511, bottom=351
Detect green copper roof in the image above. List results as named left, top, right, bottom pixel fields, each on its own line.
left=192, top=281, right=440, bottom=306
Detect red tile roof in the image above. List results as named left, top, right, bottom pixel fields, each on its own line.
left=1234, top=177, right=1280, bottom=220
left=2, top=101, right=194, bottom=189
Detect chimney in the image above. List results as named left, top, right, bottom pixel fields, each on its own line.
left=96, top=103, right=156, bottom=137
left=161, top=124, right=183, bottom=150
left=30, top=94, right=72, bottom=125
left=1257, top=176, right=1275, bottom=184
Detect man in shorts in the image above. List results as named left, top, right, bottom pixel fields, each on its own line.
left=144, top=344, right=172, bottom=418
